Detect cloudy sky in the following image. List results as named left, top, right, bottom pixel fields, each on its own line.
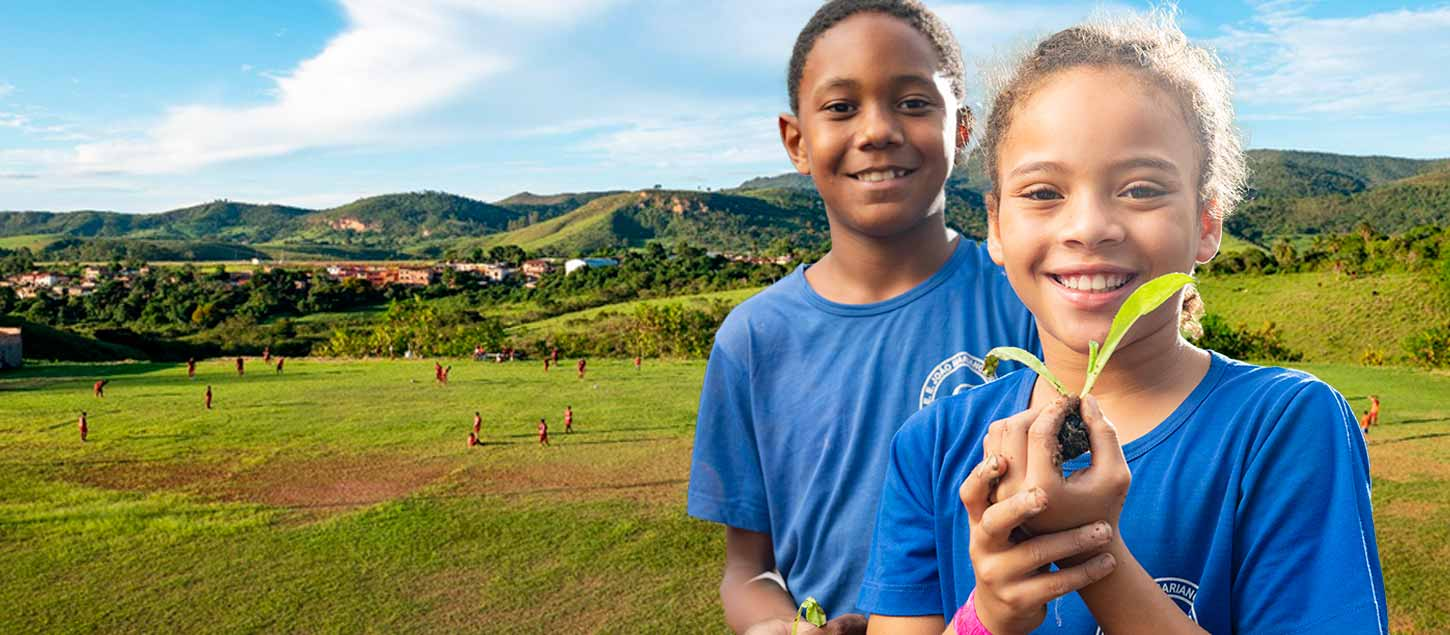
left=2, top=0, right=1447, bottom=213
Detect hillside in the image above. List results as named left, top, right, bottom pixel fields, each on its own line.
left=476, top=189, right=831, bottom=254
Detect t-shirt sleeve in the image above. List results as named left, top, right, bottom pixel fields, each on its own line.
left=1233, top=380, right=1388, bottom=634
left=857, top=410, right=946, bottom=617
left=686, top=342, right=771, bottom=534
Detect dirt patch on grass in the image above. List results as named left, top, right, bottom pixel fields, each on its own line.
left=66, top=453, right=461, bottom=519
left=219, top=454, right=458, bottom=511
left=1382, top=499, right=1443, bottom=519
left=456, top=437, right=692, bottom=505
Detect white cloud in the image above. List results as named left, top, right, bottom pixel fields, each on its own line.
left=578, top=110, right=787, bottom=169
left=1214, top=5, right=1450, bottom=116
left=65, top=0, right=620, bottom=175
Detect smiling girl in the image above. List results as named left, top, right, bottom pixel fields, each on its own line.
left=857, top=9, right=1386, bottom=635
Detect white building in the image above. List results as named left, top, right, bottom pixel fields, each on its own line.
left=564, top=258, right=619, bottom=274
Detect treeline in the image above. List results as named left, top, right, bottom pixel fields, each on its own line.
left=1204, top=222, right=1450, bottom=283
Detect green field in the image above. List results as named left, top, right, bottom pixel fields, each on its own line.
left=1198, top=272, right=1450, bottom=363
left=2, top=358, right=1446, bottom=633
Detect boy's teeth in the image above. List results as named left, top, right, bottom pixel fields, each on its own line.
left=1057, top=273, right=1129, bottom=291
left=855, top=169, right=906, bottom=182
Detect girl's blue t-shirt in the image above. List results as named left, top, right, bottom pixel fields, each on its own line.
left=859, top=352, right=1388, bottom=634
left=686, top=238, right=1039, bottom=617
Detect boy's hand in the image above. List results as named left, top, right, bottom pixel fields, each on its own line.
left=959, top=454, right=1118, bottom=635
left=742, top=614, right=867, bottom=635
left=984, top=395, right=1130, bottom=536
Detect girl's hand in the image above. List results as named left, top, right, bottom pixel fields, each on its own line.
left=958, top=453, right=1118, bottom=635
left=984, top=395, right=1131, bottom=536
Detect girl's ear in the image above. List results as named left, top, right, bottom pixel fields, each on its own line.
left=985, top=193, right=1006, bottom=266
left=778, top=113, right=811, bottom=175
left=1195, top=199, right=1224, bottom=265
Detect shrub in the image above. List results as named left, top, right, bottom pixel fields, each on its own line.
left=1403, top=320, right=1450, bottom=368
left=1195, top=314, right=1304, bottom=362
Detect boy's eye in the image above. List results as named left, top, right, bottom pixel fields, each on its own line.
left=1122, top=185, right=1165, bottom=199
left=899, top=98, right=930, bottom=110
left=824, top=102, right=855, bottom=114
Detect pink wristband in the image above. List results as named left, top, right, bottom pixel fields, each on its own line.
left=953, top=590, right=994, bottom=635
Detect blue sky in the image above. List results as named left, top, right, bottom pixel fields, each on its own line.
left=2, top=0, right=1448, bottom=213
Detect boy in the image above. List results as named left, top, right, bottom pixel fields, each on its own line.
left=564, top=406, right=574, bottom=434
left=78, top=411, right=88, bottom=442
left=686, top=2, right=1037, bottom=631
left=538, top=418, right=550, bottom=447
left=205, top=385, right=213, bottom=410
left=93, top=379, right=108, bottom=398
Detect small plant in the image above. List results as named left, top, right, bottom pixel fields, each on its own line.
left=791, top=596, right=826, bottom=634
left=984, top=273, right=1196, bottom=463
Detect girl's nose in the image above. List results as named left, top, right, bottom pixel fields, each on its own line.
left=857, top=105, right=904, bottom=150
left=1058, top=194, right=1126, bottom=249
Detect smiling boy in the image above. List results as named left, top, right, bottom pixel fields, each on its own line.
left=685, top=2, right=1038, bottom=633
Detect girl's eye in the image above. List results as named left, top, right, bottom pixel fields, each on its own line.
left=899, top=98, right=930, bottom=110
left=1023, top=187, right=1063, bottom=201
left=1123, top=185, right=1165, bottom=199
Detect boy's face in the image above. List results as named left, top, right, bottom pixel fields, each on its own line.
left=780, top=13, right=961, bottom=240
left=987, top=67, right=1222, bottom=355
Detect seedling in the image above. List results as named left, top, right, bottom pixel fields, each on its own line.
left=984, top=273, right=1196, bottom=463
left=791, top=596, right=826, bottom=634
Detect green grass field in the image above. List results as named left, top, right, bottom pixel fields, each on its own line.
left=2, top=358, right=1446, bottom=633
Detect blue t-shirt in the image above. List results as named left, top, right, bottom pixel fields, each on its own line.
left=859, top=352, right=1387, bottom=634
left=686, top=238, right=1039, bottom=617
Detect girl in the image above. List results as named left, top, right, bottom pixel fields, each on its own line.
left=858, top=9, right=1386, bottom=635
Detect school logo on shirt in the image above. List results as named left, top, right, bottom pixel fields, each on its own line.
left=919, top=351, right=990, bottom=409
left=1094, top=577, right=1198, bottom=634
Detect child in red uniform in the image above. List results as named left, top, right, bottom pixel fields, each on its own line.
left=93, top=379, right=108, bottom=398
left=538, top=418, right=550, bottom=446
left=576, top=358, right=587, bottom=380
left=187, top=357, right=197, bottom=380
left=551, top=347, right=559, bottom=363
left=275, top=357, right=285, bottom=374
left=544, top=358, right=550, bottom=372
left=235, top=356, right=245, bottom=376
left=1360, top=395, right=1381, bottom=434
left=205, top=385, right=213, bottom=410
left=467, top=431, right=480, bottom=447
left=473, top=411, right=482, bottom=435
left=435, top=361, right=444, bottom=383
left=634, top=356, right=641, bottom=371
left=262, top=346, right=271, bottom=364
left=565, top=406, right=574, bottom=433
left=78, top=411, right=88, bottom=442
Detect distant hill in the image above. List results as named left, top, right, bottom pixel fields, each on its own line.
left=474, top=189, right=830, bottom=255
left=3, top=149, right=1446, bottom=260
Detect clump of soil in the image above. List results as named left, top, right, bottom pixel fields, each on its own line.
left=1058, top=397, right=1092, bottom=464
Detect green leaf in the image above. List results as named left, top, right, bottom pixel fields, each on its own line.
left=1087, top=340, right=1100, bottom=374
left=791, top=597, right=827, bottom=634
left=1081, top=272, right=1196, bottom=395
left=985, top=346, right=1066, bottom=395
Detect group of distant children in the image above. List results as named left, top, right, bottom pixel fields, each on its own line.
left=684, top=2, right=1386, bottom=634
left=466, top=405, right=575, bottom=448
left=77, top=351, right=292, bottom=441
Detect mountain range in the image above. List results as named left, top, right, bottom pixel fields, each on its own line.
left=2, top=150, right=1447, bottom=260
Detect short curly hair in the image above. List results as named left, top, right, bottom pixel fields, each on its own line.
left=979, top=7, right=1247, bottom=218
left=787, top=0, right=966, bottom=115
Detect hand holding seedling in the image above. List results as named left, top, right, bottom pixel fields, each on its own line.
left=958, top=451, right=1118, bottom=635
left=982, top=393, right=1131, bottom=537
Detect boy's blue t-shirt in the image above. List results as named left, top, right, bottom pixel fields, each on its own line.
left=859, top=352, right=1388, bottom=634
left=686, top=238, right=1039, bottom=617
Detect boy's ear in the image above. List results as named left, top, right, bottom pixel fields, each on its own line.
left=1195, top=199, right=1223, bottom=265
left=779, top=113, right=811, bottom=175
left=985, top=193, right=1006, bottom=266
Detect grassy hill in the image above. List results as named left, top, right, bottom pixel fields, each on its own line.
left=476, top=190, right=831, bottom=255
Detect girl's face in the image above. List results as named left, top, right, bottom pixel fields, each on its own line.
left=781, top=13, right=962, bottom=239
left=987, top=66, right=1221, bottom=355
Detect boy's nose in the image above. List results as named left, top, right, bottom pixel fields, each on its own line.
left=856, top=105, right=904, bottom=149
